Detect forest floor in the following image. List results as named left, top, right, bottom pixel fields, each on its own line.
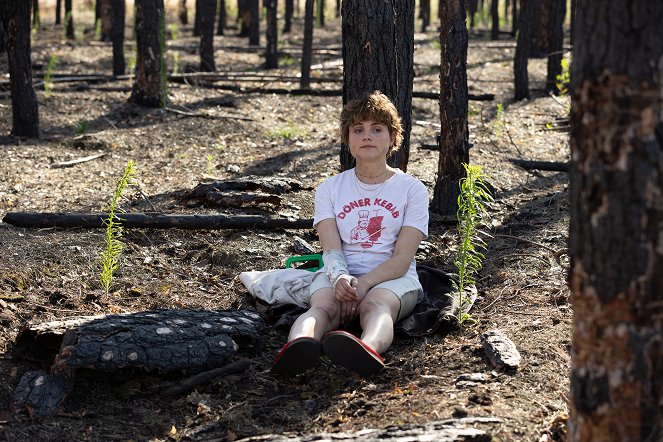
left=0, top=9, right=572, bottom=442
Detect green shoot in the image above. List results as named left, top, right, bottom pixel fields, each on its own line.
left=279, top=54, right=295, bottom=67
left=169, top=23, right=179, bottom=40
left=74, top=119, right=90, bottom=135
left=206, top=154, right=216, bottom=175
left=172, top=52, right=180, bottom=75
left=127, top=44, right=137, bottom=75
left=493, top=103, right=504, bottom=138
left=267, top=121, right=308, bottom=140
left=556, top=57, right=570, bottom=96
left=100, top=161, right=137, bottom=296
left=44, top=54, right=58, bottom=97
left=453, top=163, right=493, bottom=326
left=94, top=18, right=102, bottom=40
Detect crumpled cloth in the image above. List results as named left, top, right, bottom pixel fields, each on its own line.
left=240, top=265, right=476, bottom=337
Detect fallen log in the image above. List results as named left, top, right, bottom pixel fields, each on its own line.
left=2, top=212, right=314, bottom=230
left=509, top=159, right=569, bottom=172
left=186, top=176, right=311, bottom=197
left=13, top=370, right=75, bottom=418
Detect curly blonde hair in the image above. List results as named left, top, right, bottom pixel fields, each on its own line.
left=340, top=91, right=403, bottom=156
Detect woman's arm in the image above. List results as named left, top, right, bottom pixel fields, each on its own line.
left=355, top=226, right=424, bottom=299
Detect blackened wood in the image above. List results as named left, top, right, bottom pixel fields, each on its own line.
left=55, top=0, right=61, bottom=25
left=481, top=330, right=521, bottom=371
left=179, top=0, right=188, bottom=24
left=64, top=0, right=73, bottom=38
left=32, top=0, right=39, bottom=26
left=529, top=0, right=550, bottom=58
left=419, top=0, right=430, bottom=32
left=341, top=0, right=414, bottom=172
left=513, top=0, right=532, bottom=101
left=162, top=359, right=251, bottom=397
left=3, top=212, right=314, bottom=230
left=0, top=0, right=8, bottom=53
left=490, top=0, right=499, bottom=40
left=193, top=0, right=201, bottom=35
left=248, top=0, right=259, bottom=45
left=283, top=0, right=293, bottom=33
left=544, top=0, right=565, bottom=95
left=264, top=0, right=278, bottom=69
left=431, top=0, right=469, bottom=216
left=511, top=0, right=517, bottom=35
left=216, top=0, right=226, bottom=35
left=317, top=0, right=325, bottom=27
left=15, top=309, right=265, bottom=374
left=569, top=0, right=663, bottom=439
left=237, top=0, right=250, bottom=37
left=467, top=0, right=477, bottom=29
left=130, top=0, right=167, bottom=107
left=13, top=370, right=74, bottom=418
left=509, top=159, right=568, bottom=172
left=111, top=0, right=126, bottom=76
left=203, top=190, right=282, bottom=207
left=7, top=0, right=40, bottom=138
left=299, top=0, right=314, bottom=89
left=198, top=0, right=216, bottom=71
left=187, top=176, right=310, bottom=196
left=99, top=0, right=112, bottom=41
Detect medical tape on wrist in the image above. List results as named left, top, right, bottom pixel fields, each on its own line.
left=323, top=249, right=349, bottom=287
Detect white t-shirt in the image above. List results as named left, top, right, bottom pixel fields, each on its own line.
left=313, top=168, right=429, bottom=280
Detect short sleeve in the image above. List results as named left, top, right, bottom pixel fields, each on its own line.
left=313, top=178, right=336, bottom=227
left=402, top=180, right=429, bottom=238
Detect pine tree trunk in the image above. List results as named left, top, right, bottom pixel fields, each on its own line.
left=490, top=0, right=499, bottom=40
left=0, top=1, right=7, bottom=53
left=300, top=0, right=314, bottom=89
left=55, top=0, right=61, bottom=25
left=179, top=0, right=188, bottom=24
left=544, top=0, right=565, bottom=95
left=283, top=0, right=293, bottom=33
left=468, top=0, right=477, bottom=29
left=32, top=0, right=39, bottom=27
left=199, top=0, right=216, bottom=71
left=216, top=0, right=226, bottom=35
left=264, top=0, right=278, bottom=68
left=513, top=0, right=532, bottom=101
left=317, top=0, right=325, bottom=27
left=237, top=0, right=250, bottom=37
left=511, top=0, right=517, bottom=35
left=194, top=0, right=201, bottom=36
left=111, top=0, right=125, bottom=76
left=249, top=0, right=259, bottom=45
left=7, top=0, right=40, bottom=138
left=99, top=0, right=112, bottom=41
left=130, top=0, right=167, bottom=107
left=64, top=0, right=74, bottom=38
left=335, top=0, right=340, bottom=17
left=569, top=0, right=663, bottom=440
left=340, top=0, right=414, bottom=172
left=431, top=0, right=469, bottom=216
left=420, top=0, right=430, bottom=33
left=529, top=0, right=550, bottom=58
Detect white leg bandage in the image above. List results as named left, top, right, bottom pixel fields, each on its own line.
left=323, top=249, right=351, bottom=288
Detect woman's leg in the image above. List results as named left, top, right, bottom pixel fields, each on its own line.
left=358, top=288, right=401, bottom=354
left=288, top=288, right=341, bottom=341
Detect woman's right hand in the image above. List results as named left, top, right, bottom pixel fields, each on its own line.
left=333, top=274, right=358, bottom=302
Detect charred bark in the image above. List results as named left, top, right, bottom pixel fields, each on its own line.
left=129, top=0, right=167, bottom=107
left=529, top=0, right=550, bottom=58
left=179, top=0, right=188, bottom=24
left=513, top=0, right=533, bottom=101
left=467, top=0, right=477, bottom=29
left=99, top=0, right=112, bottom=41
left=568, top=0, right=663, bottom=440
left=216, top=0, right=226, bottom=35
left=193, top=0, right=201, bottom=35
left=340, top=0, right=414, bottom=172
left=264, top=0, right=278, bottom=69
left=32, top=0, right=39, bottom=27
left=511, top=0, right=517, bottom=35
left=3, top=212, right=314, bottom=230
left=110, top=0, right=125, bottom=76
left=544, top=0, right=565, bottom=95
left=237, top=0, right=250, bottom=37
left=199, top=0, right=216, bottom=71
left=55, top=0, right=61, bottom=25
left=317, top=0, right=325, bottom=27
left=283, top=0, right=293, bottom=33
left=490, top=0, right=499, bottom=40
left=0, top=1, right=7, bottom=53
left=248, top=0, right=259, bottom=46
left=419, top=0, right=430, bottom=33
left=64, top=0, right=73, bottom=39
left=431, top=0, right=469, bottom=216
left=13, top=370, right=74, bottom=418
left=7, top=0, right=39, bottom=138
left=300, top=0, right=314, bottom=89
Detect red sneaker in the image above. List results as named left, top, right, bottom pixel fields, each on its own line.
left=321, top=330, right=384, bottom=377
left=271, top=336, right=321, bottom=376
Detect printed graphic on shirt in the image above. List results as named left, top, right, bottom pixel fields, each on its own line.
left=350, top=210, right=385, bottom=248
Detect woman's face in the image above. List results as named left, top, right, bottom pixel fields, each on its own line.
left=347, top=120, right=392, bottom=162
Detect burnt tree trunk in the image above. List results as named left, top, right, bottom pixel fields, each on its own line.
left=194, top=0, right=201, bottom=35
left=283, top=0, right=293, bottom=33
left=490, top=0, right=499, bottom=40
left=7, top=0, right=39, bottom=138
left=249, top=0, right=259, bottom=45
left=529, top=0, right=550, bottom=58
left=264, top=0, right=278, bottom=68
left=569, top=0, right=576, bottom=45
left=199, top=0, right=216, bottom=71
left=513, top=0, right=533, bottom=101
left=511, top=0, right=517, bottom=35
left=216, top=0, right=226, bottom=35
left=568, top=0, right=663, bottom=441
left=111, top=0, right=125, bottom=76
left=32, top=0, right=39, bottom=27
left=130, top=0, right=167, bottom=107
left=237, top=0, right=250, bottom=37
left=335, top=0, right=340, bottom=17
left=467, top=0, right=477, bottom=29
left=99, top=0, right=112, bottom=41
left=179, top=0, right=188, bottom=24
left=55, top=0, right=61, bottom=25
left=300, top=0, right=314, bottom=89
left=340, top=0, right=414, bottom=172
left=431, top=0, right=469, bottom=216
left=64, top=0, right=74, bottom=38
left=317, top=0, right=325, bottom=27
left=0, top=1, right=7, bottom=53
left=544, top=0, right=565, bottom=95
left=419, top=0, right=430, bottom=33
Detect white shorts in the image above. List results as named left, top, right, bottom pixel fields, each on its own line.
left=308, top=268, right=423, bottom=322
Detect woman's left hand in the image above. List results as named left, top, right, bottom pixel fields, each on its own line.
left=340, top=300, right=360, bottom=324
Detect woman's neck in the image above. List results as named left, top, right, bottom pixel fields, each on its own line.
left=354, top=162, right=391, bottom=184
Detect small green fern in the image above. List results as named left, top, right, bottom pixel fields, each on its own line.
left=100, top=161, right=137, bottom=296
left=454, top=163, right=493, bottom=326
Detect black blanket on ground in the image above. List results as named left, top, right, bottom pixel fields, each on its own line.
left=264, top=265, right=468, bottom=337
